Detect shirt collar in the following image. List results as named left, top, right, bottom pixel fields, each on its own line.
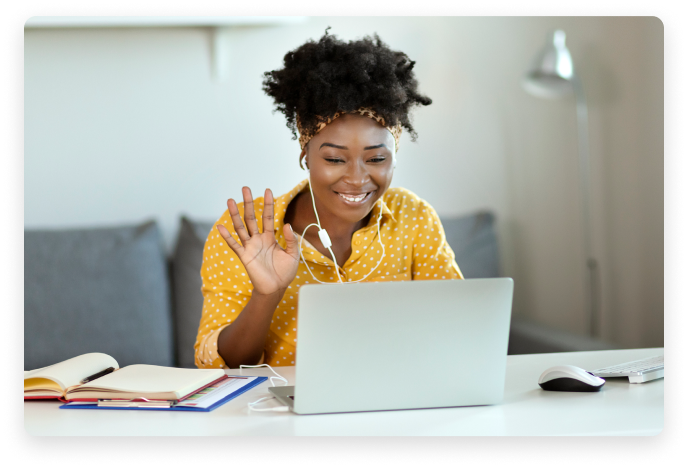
left=272, top=178, right=309, bottom=235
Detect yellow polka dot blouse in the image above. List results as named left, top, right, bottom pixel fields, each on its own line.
left=194, top=179, right=464, bottom=368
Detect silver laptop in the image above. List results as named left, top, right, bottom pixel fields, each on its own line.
left=269, top=278, right=513, bottom=414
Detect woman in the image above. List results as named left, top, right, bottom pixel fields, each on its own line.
left=195, top=30, right=463, bottom=369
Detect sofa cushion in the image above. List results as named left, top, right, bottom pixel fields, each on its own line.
left=24, top=221, right=174, bottom=370
left=440, top=211, right=500, bottom=278
left=171, top=216, right=214, bottom=368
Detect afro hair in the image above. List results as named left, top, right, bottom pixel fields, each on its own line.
left=262, top=28, right=432, bottom=145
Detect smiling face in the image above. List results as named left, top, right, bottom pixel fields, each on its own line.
left=302, top=113, right=396, bottom=227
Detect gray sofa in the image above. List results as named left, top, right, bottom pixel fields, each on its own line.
left=24, top=211, right=614, bottom=371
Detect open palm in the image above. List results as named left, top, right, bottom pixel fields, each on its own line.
left=216, top=187, right=300, bottom=296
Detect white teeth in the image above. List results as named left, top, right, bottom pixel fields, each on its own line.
left=338, top=192, right=369, bottom=203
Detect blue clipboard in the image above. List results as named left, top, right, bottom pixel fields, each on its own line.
left=59, top=376, right=267, bottom=412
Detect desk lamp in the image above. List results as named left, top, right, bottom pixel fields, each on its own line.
left=522, top=29, right=600, bottom=338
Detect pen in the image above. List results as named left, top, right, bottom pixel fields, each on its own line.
left=81, top=367, right=116, bottom=384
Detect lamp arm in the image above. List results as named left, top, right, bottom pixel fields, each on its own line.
left=571, top=75, right=600, bottom=337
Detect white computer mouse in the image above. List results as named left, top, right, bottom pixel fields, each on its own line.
left=538, top=365, right=606, bottom=392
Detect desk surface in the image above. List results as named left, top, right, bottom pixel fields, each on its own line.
left=24, top=348, right=663, bottom=436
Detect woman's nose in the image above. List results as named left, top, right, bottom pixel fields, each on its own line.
left=343, top=160, right=369, bottom=185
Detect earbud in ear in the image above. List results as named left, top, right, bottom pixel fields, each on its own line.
left=298, top=146, right=310, bottom=171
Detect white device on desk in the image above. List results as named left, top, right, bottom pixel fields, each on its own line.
left=538, top=365, right=606, bottom=392
left=590, top=355, right=664, bottom=383
left=268, top=278, right=514, bottom=415
left=537, top=354, right=663, bottom=393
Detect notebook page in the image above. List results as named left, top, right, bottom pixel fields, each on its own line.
left=24, top=367, right=47, bottom=378
left=77, top=365, right=225, bottom=398
left=24, top=353, right=119, bottom=390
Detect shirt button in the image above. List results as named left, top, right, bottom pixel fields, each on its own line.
left=355, top=240, right=361, bottom=245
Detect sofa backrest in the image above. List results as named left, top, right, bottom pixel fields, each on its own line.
left=24, top=211, right=500, bottom=371
left=171, top=217, right=215, bottom=368
left=24, top=221, right=174, bottom=370
left=441, top=211, right=500, bottom=279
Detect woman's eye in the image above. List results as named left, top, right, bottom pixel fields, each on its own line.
left=324, top=157, right=386, bottom=163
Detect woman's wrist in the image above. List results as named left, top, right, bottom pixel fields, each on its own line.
left=251, top=288, right=286, bottom=305
left=217, top=286, right=286, bottom=368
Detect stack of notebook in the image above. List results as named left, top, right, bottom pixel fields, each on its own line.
left=24, top=353, right=266, bottom=411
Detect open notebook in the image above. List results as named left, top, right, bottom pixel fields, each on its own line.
left=24, top=353, right=225, bottom=403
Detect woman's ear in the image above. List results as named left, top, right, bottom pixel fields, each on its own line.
left=299, top=148, right=308, bottom=170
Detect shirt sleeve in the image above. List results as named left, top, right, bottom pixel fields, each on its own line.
left=411, top=200, right=464, bottom=280
left=194, top=208, right=254, bottom=369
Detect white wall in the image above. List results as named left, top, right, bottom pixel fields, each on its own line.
left=24, top=16, right=663, bottom=349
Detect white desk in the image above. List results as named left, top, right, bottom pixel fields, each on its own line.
left=24, top=348, right=663, bottom=436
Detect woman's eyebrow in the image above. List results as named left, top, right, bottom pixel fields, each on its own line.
left=319, top=143, right=389, bottom=150
left=320, top=143, right=348, bottom=150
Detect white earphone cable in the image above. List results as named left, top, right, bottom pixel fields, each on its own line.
left=301, top=163, right=389, bottom=285
left=344, top=206, right=386, bottom=284
left=308, top=175, right=323, bottom=228
left=240, top=364, right=291, bottom=412
left=299, top=223, right=344, bottom=284
left=246, top=396, right=290, bottom=412
left=239, top=363, right=288, bottom=387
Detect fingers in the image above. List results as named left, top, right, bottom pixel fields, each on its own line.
left=226, top=198, right=251, bottom=245
left=217, top=224, right=243, bottom=256
left=241, top=187, right=261, bottom=237
left=283, top=223, right=300, bottom=260
left=262, top=188, right=275, bottom=234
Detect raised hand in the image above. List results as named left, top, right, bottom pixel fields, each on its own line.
left=216, top=187, right=300, bottom=296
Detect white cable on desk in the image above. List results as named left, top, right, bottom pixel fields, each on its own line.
left=239, top=363, right=288, bottom=387
left=245, top=396, right=289, bottom=412
left=239, top=363, right=290, bottom=412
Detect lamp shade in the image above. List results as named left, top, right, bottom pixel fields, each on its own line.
left=522, top=30, right=575, bottom=99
